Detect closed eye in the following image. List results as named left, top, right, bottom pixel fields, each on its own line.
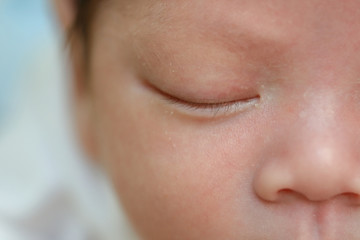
left=143, top=79, right=260, bottom=118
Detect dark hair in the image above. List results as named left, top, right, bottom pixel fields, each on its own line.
left=71, top=0, right=98, bottom=75
left=72, top=0, right=99, bottom=66
left=73, top=0, right=94, bottom=40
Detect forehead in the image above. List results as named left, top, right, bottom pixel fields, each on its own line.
left=92, top=0, right=360, bottom=90
left=108, top=0, right=360, bottom=32
left=99, top=0, right=360, bottom=65
left=98, top=0, right=360, bottom=57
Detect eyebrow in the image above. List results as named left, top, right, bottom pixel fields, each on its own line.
left=125, top=0, right=292, bottom=77
left=134, top=22, right=287, bottom=77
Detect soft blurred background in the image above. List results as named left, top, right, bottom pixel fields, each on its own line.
left=0, top=0, right=137, bottom=239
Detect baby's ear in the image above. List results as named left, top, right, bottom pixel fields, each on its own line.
left=53, top=0, right=76, bottom=31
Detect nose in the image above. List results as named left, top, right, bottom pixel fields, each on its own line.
left=253, top=95, right=360, bottom=202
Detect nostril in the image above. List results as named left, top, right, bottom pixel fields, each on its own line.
left=276, top=190, right=360, bottom=204
left=277, top=188, right=308, bottom=202
left=343, top=192, right=359, bottom=198
left=277, top=188, right=294, bottom=198
left=342, top=192, right=360, bottom=206
left=279, top=188, right=293, bottom=194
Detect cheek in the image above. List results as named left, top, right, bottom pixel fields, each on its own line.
left=92, top=76, right=267, bottom=239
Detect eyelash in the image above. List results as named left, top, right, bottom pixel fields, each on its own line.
left=165, top=95, right=260, bottom=117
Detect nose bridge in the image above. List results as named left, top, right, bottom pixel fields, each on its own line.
left=254, top=90, right=360, bottom=202
left=301, top=87, right=349, bottom=134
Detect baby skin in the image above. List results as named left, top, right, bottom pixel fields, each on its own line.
left=60, top=0, right=360, bottom=239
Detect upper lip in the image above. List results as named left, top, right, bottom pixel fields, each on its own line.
left=280, top=194, right=360, bottom=240
left=310, top=195, right=360, bottom=240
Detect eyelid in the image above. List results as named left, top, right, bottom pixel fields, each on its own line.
left=143, top=79, right=260, bottom=117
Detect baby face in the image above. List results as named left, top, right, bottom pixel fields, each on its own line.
left=80, top=0, right=360, bottom=239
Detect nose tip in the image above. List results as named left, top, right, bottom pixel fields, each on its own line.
left=253, top=90, right=360, bottom=204
left=253, top=154, right=360, bottom=203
